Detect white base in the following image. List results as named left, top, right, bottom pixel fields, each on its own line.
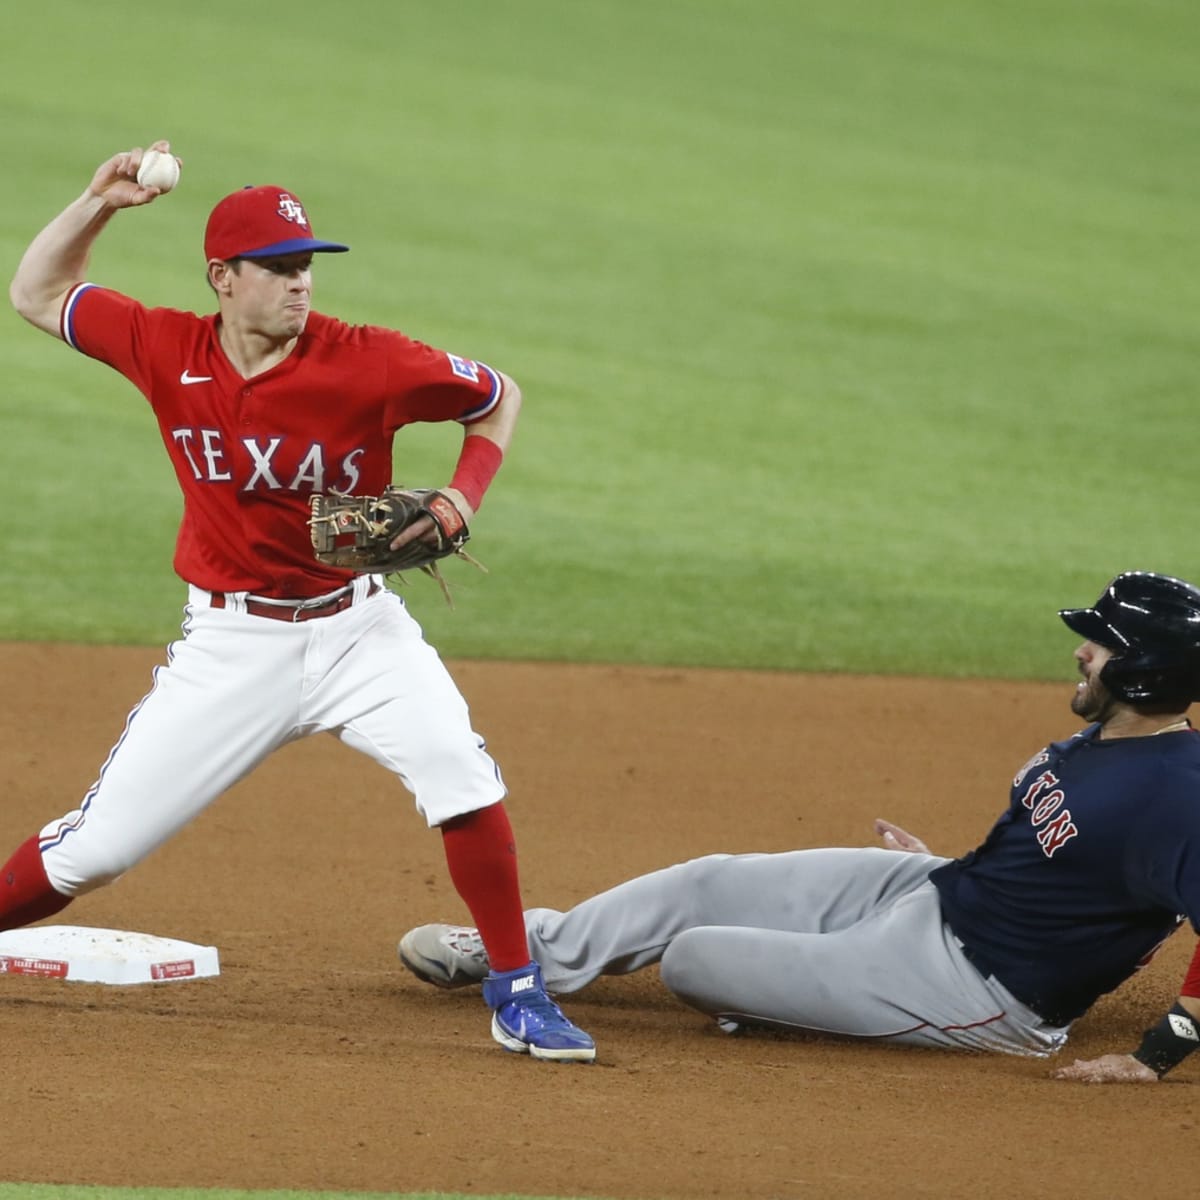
left=0, top=925, right=219, bottom=985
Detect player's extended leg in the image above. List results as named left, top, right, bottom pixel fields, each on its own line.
left=658, top=881, right=1067, bottom=1056
left=520, top=846, right=943, bottom=991
left=314, top=591, right=594, bottom=1061
left=399, top=848, right=944, bottom=992
left=0, top=603, right=304, bottom=929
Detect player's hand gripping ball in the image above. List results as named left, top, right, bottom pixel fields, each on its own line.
left=136, top=149, right=180, bottom=193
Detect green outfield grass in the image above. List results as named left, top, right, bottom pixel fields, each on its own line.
left=3, top=0, right=1198, bottom=679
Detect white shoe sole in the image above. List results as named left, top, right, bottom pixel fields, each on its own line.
left=490, top=1012, right=597, bottom=1062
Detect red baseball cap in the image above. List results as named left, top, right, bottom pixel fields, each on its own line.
left=204, top=185, right=350, bottom=260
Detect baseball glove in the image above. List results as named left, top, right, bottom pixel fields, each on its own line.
left=309, top=488, right=482, bottom=599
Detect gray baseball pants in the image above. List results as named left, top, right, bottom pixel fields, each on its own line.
left=524, top=848, right=1069, bottom=1056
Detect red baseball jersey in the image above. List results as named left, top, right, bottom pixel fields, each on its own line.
left=60, top=284, right=502, bottom=597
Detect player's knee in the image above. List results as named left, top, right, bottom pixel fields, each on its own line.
left=415, top=744, right=469, bottom=788
left=660, top=928, right=718, bottom=1012
left=408, top=743, right=503, bottom=820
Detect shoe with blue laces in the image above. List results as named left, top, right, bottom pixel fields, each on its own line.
left=482, top=962, right=596, bottom=1063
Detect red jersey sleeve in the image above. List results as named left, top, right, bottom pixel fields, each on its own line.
left=379, top=329, right=503, bottom=430
left=1183, top=939, right=1200, bottom=999
left=60, top=283, right=159, bottom=395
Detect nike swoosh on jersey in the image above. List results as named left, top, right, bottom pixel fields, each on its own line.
left=180, top=370, right=214, bottom=385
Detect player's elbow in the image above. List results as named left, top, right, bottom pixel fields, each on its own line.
left=9, top=273, right=31, bottom=317
left=495, top=373, right=522, bottom=433
left=497, top=372, right=522, bottom=415
left=9, top=275, right=62, bottom=337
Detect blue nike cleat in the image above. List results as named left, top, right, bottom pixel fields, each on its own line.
left=482, top=962, right=596, bottom=1063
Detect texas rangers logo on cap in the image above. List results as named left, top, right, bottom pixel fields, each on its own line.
left=276, top=195, right=309, bottom=227
left=203, top=184, right=350, bottom=261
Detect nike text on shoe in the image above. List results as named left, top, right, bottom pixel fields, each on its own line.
left=397, top=924, right=489, bottom=989
left=482, top=962, right=596, bottom=1063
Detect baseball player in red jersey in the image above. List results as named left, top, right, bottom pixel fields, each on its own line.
left=3, top=139, right=594, bottom=1062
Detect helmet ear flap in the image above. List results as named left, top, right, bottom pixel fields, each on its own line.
left=1098, top=659, right=1195, bottom=711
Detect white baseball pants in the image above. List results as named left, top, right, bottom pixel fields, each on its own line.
left=39, top=582, right=505, bottom=894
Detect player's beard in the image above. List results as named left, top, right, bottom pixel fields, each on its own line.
left=1071, top=670, right=1118, bottom=724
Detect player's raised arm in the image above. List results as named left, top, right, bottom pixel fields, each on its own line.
left=9, top=140, right=178, bottom=337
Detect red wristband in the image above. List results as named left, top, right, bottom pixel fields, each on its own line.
left=1183, top=940, right=1200, bottom=999
left=450, top=435, right=504, bottom=512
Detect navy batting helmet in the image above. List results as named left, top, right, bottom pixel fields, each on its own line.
left=1059, top=571, right=1200, bottom=708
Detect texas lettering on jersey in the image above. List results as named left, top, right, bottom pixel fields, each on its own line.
left=171, top=429, right=366, bottom=494
left=60, top=284, right=503, bottom=595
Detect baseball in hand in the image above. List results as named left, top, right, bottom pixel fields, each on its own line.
left=136, top=149, right=180, bottom=193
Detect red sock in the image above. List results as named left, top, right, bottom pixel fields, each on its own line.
left=440, top=803, right=529, bottom=973
left=0, top=836, right=72, bottom=932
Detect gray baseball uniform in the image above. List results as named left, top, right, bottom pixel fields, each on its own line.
left=522, top=848, right=1068, bottom=1056
left=402, top=575, right=1200, bottom=1075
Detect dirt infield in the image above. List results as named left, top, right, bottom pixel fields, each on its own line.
left=0, top=644, right=1193, bottom=1199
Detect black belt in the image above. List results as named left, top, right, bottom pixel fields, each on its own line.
left=210, top=579, right=380, bottom=623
